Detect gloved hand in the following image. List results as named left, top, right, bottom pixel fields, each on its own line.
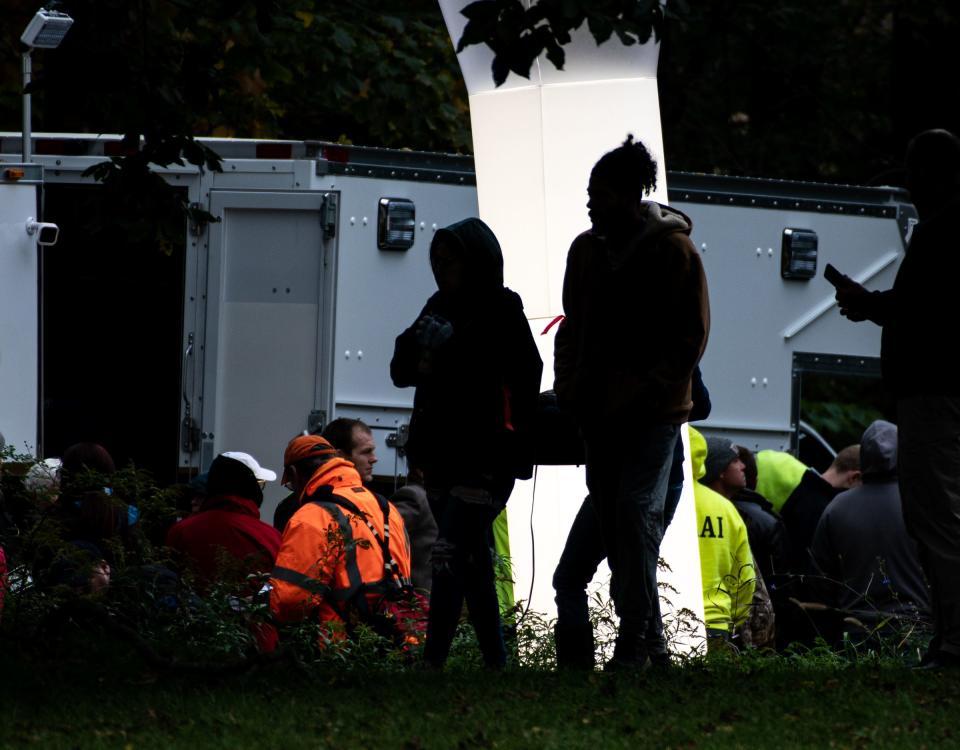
left=414, top=314, right=454, bottom=349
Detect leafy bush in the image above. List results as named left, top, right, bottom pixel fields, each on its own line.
left=0, top=448, right=933, bottom=678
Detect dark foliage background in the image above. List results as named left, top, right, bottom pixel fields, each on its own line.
left=657, top=1, right=960, bottom=185
left=2, top=1, right=958, bottom=182
left=0, top=0, right=472, bottom=152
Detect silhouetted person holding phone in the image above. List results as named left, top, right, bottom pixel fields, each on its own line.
left=835, top=129, right=960, bottom=669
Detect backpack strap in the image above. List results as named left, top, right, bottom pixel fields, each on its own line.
left=317, top=490, right=410, bottom=588
left=269, top=500, right=363, bottom=623
left=281, top=484, right=412, bottom=633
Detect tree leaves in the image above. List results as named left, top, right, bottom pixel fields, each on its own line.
left=1, top=0, right=472, bottom=151
left=455, top=0, right=666, bottom=86
left=79, top=134, right=221, bottom=256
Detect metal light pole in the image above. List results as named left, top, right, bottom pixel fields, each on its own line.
left=22, top=49, right=32, bottom=161
left=20, top=7, right=74, bottom=162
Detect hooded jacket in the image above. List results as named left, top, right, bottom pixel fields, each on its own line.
left=554, top=202, right=710, bottom=426
left=689, top=428, right=756, bottom=632
left=391, top=218, right=543, bottom=482
left=809, top=421, right=929, bottom=620
left=756, top=450, right=843, bottom=573
left=270, top=458, right=412, bottom=631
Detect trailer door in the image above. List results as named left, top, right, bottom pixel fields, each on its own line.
left=0, top=166, right=42, bottom=455
left=201, top=191, right=335, bottom=520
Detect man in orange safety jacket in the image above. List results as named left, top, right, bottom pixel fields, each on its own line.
left=269, top=435, right=413, bottom=640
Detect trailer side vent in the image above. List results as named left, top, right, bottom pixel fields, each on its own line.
left=781, top=228, right=818, bottom=280
left=378, top=198, right=416, bottom=251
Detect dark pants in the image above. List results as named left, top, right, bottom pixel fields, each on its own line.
left=423, top=477, right=514, bottom=667
left=555, top=432, right=684, bottom=649
left=898, top=395, right=960, bottom=657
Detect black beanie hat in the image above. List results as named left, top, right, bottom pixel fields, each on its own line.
left=701, top=437, right=739, bottom=486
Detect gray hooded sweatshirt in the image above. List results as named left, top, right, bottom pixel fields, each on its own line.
left=809, top=420, right=929, bottom=620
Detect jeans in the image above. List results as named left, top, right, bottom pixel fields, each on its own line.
left=423, top=477, right=514, bottom=667
left=561, top=425, right=680, bottom=639
left=554, top=435, right=685, bottom=652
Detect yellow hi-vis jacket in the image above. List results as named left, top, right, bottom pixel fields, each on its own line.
left=270, top=458, right=412, bottom=633
left=689, top=427, right=756, bottom=632
left=755, top=449, right=808, bottom=514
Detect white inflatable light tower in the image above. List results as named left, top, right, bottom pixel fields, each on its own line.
left=439, top=1, right=706, bottom=653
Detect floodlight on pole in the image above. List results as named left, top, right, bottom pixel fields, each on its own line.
left=21, top=7, right=74, bottom=162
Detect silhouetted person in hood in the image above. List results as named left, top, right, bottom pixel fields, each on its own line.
left=391, top=217, right=542, bottom=668
left=810, top=420, right=929, bottom=628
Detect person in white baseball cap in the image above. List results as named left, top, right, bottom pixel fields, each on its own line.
left=220, top=451, right=277, bottom=486
left=166, top=450, right=282, bottom=651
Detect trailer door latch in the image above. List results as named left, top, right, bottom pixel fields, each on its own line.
left=386, top=424, right=409, bottom=457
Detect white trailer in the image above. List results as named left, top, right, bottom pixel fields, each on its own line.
left=0, top=133, right=913, bottom=625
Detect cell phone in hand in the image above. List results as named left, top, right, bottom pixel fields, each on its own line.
left=824, top=263, right=846, bottom=288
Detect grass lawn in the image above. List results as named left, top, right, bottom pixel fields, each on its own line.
left=3, top=644, right=958, bottom=749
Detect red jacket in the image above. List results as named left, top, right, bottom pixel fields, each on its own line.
left=166, top=494, right=281, bottom=586
left=166, top=495, right=282, bottom=652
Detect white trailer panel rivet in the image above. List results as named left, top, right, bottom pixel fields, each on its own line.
left=362, top=217, right=368, bottom=226
left=700, top=243, right=708, bottom=252
left=767, top=248, right=774, bottom=256
left=357, top=350, right=363, bottom=359
left=420, top=222, right=426, bottom=230
left=350, top=217, right=356, bottom=225
left=762, top=377, right=769, bottom=387
left=345, top=350, right=351, bottom=359
left=751, top=377, right=757, bottom=386
left=431, top=223, right=438, bottom=231
left=756, top=247, right=762, bottom=256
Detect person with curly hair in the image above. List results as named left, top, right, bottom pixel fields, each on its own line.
left=554, top=135, right=710, bottom=670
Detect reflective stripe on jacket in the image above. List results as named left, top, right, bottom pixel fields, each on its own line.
left=270, top=458, right=411, bottom=629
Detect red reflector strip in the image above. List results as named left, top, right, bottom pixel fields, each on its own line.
left=322, top=145, right=350, bottom=164
left=541, top=315, right=564, bottom=335
left=35, top=139, right=87, bottom=155
left=3, top=168, right=25, bottom=181
left=256, top=142, right=293, bottom=159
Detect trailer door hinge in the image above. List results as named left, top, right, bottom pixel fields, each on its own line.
left=182, top=416, right=201, bottom=453
left=321, top=193, right=338, bottom=239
